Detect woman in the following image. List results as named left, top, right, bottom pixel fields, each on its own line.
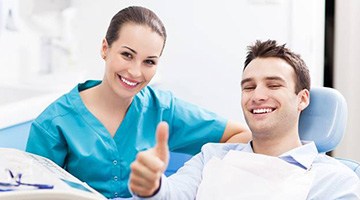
left=26, top=6, right=250, bottom=199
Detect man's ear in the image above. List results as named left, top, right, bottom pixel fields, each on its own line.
left=298, top=89, right=310, bottom=111
left=101, top=38, right=109, bottom=59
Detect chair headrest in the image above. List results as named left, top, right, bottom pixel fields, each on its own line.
left=299, top=87, right=348, bottom=153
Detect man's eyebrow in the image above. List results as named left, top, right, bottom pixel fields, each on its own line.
left=241, top=78, right=253, bottom=86
left=241, top=76, right=286, bottom=86
left=265, top=76, right=286, bottom=83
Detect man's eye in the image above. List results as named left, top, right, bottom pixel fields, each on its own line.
left=269, top=85, right=281, bottom=89
left=243, top=86, right=255, bottom=90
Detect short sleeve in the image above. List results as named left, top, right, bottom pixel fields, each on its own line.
left=167, top=97, right=227, bottom=155
left=26, top=120, right=67, bottom=167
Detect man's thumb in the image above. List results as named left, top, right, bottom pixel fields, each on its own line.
left=155, top=121, right=169, bottom=164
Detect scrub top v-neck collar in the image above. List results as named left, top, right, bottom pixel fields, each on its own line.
left=69, top=80, right=137, bottom=145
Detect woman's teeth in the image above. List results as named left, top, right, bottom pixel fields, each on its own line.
left=121, top=76, right=137, bottom=86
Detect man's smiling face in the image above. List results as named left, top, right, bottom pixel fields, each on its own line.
left=241, top=57, right=304, bottom=139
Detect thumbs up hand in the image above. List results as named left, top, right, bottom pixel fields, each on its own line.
left=129, top=122, right=170, bottom=197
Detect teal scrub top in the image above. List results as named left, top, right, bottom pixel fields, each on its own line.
left=26, top=80, right=227, bottom=199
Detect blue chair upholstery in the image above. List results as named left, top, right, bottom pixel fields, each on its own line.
left=165, top=87, right=360, bottom=178
left=0, top=120, right=32, bottom=150
left=165, top=152, right=192, bottom=176
left=299, top=87, right=347, bottom=153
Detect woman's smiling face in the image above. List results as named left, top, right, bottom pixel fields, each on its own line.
left=101, top=23, right=164, bottom=100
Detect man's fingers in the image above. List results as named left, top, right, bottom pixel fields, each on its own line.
left=130, top=162, right=161, bottom=187
left=130, top=156, right=162, bottom=197
left=129, top=122, right=170, bottom=197
left=134, top=151, right=164, bottom=175
left=154, top=121, right=169, bottom=165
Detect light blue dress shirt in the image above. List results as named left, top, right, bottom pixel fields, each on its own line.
left=25, top=80, right=227, bottom=199
left=133, top=141, right=360, bottom=199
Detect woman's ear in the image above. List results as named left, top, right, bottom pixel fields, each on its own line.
left=298, top=89, right=310, bottom=111
left=101, top=38, right=108, bottom=59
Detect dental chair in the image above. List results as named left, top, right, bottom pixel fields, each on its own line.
left=299, top=87, right=360, bottom=177
left=166, top=87, right=360, bottom=178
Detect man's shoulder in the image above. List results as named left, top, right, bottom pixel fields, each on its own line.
left=200, top=143, right=247, bottom=159
left=314, top=154, right=354, bottom=169
left=308, top=154, right=360, bottom=198
left=313, top=154, right=359, bottom=180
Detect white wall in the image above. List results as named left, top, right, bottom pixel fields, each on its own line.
left=68, top=0, right=325, bottom=123
left=333, top=0, right=360, bottom=161
left=0, top=1, right=325, bottom=126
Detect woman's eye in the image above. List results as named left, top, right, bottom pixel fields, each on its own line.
left=121, top=52, right=132, bottom=59
left=145, top=60, right=156, bottom=66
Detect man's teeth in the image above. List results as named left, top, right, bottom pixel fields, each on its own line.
left=253, top=108, right=273, bottom=114
left=121, top=76, right=137, bottom=86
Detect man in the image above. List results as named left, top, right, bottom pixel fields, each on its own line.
left=129, top=40, right=360, bottom=199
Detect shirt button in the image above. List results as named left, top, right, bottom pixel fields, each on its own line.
left=113, top=160, right=118, bottom=165
left=114, top=176, right=118, bottom=181
left=114, top=192, right=118, bottom=197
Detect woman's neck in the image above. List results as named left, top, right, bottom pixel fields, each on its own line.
left=94, top=82, right=133, bottom=113
left=80, top=81, right=133, bottom=136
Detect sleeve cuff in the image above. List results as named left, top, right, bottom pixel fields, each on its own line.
left=130, top=174, right=167, bottom=200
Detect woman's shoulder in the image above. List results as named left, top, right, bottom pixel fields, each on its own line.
left=35, top=83, right=83, bottom=123
left=136, top=86, right=175, bottom=108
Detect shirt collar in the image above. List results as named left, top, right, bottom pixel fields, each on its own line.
left=279, top=141, right=318, bottom=170
left=239, top=141, right=318, bottom=170
left=236, top=142, right=254, bottom=153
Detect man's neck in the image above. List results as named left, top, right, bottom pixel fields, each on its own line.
left=251, top=134, right=302, bottom=157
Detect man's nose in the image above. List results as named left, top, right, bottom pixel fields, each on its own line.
left=252, top=87, right=269, bottom=102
